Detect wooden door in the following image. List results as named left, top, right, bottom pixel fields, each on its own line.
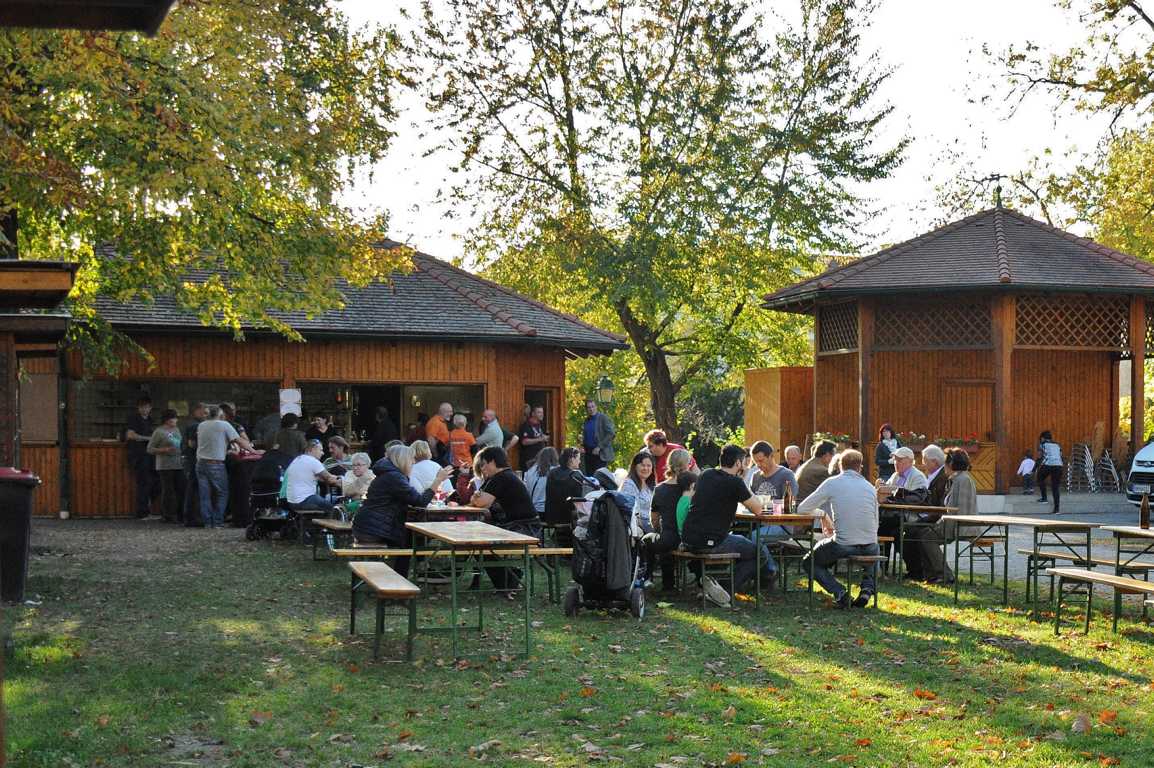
left=940, top=382, right=994, bottom=443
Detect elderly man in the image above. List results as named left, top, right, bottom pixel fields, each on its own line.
left=900, top=444, right=947, bottom=580
left=877, top=445, right=928, bottom=577
left=783, top=445, right=803, bottom=472
left=476, top=408, right=505, bottom=450
left=798, top=450, right=880, bottom=608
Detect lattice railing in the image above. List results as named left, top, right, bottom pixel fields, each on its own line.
left=875, top=300, right=991, bottom=350
left=1145, top=301, right=1154, bottom=355
left=1015, top=294, right=1129, bottom=350
left=818, top=302, right=857, bottom=353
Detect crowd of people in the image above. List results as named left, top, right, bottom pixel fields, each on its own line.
left=128, top=393, right=993, bottom=608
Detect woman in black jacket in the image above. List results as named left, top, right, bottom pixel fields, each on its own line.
left=353, top=444, right=452, bottom=576
left=544, top=447, right=588, bottom=525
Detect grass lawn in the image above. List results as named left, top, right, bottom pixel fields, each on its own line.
left=7, top=519, right=1154, bottom=767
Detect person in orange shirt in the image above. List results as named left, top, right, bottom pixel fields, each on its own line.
left=448, top=414, right=477, bottom=467
left=425, top=401, right=453, bottom=464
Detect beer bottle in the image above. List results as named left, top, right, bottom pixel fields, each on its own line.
left=1141, top=492, right=1150, bottom=530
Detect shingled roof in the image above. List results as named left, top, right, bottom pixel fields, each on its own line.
left=94, top=241, right=627, bottom=354
left=762, top=207, right=1154, bottom=312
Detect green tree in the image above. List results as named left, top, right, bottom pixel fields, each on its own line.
left=420, top=0, right=903, bottom=441
left=0, top=0, right=405, bottom=370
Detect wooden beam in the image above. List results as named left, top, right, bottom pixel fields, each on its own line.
left=857, top=300, right=874, bottom=479
left=992, top=295, right=1015, bottom=493
left=0, top=269, right=75, bottom=292
left=811, top=309, right=820, bottom=439
left=1131, top=296, right=1146, bottom=455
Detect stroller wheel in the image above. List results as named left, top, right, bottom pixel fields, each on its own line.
left=244, top=524, right=259, bottom=541
left=563, top=585, right=580, bottom=617
left=629, top=587, right=645, bottom=620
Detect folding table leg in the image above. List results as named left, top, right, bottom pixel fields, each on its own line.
left=1054, top=578, right=1063, bottom=636
left=373, top=598, right=384, bottom=659
left=407, top=598, right=416, bottom=661
left=349, top=573, right=358, bottom=634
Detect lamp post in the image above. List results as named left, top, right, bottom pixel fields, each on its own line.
left=595, top=375, right=615, bottom=405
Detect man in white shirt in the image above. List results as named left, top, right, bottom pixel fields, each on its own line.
left=285, top=439, right=341, bottom=513
left=797, top=450, right=880, bottom=609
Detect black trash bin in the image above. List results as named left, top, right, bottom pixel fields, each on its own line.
left=0, top=467, right=40, bottom=604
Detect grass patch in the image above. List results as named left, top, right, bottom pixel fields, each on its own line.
left=7, top=520, right=1154, bottom=767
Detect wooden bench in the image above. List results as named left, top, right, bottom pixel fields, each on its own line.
left=1018, top=548, right=1154, bottom=603
left=311, top=518, right=354, bottom=561
left=672, top=550, right=740, bottom=610
left=1046, top=567, right=1154, bottom=634
left=333, top=546, right=572, bottom=603
left=348, top=561, right=420, bottom=660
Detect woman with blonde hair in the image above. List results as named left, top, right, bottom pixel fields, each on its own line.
left=353, top=443, right=452, bottom=575
left=340, top=452, right=375, bottom=502
left=639, top=447, right=695, bottom=591
left=409, top=439, right=453, bottom=494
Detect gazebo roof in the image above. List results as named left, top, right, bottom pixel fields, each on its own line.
left=762, top=207, right=1154, bottom=312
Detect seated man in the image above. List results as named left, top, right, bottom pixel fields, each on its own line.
left=284, top=439, right=342, bottom=514
left=797, top=450, right=880, bottom=608
left=680, top=444, right=773, bottom=608
left=876, top=445, right=928, bottom=575
left=901, top=444, right=948, bottom=580
left=747, top=441, right=799, bottom=542
left=471, top=446, right=542, bottom=591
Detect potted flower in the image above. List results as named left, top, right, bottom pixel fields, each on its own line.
left=897, top=431, right=927, bottom=452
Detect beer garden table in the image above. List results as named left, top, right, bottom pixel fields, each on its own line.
left=879, top=503, right=957, bottom=579
left=1099, top=525, right=1154, bottom=622
left=404, top=520, right=538, bottom=658
left=734, top=510, right=822, bottom=607
left=939, top=514, right=1098, bottom=618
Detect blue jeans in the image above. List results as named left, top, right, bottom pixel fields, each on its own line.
left=755, top=523, right=792, bottom=541
left=803, top=539, right=879, bottom=599
left=197, top=461, right=229, bottom=527
left=289, top=494, right=335, bottom=514
left=696, top=533, right=775, bottom=594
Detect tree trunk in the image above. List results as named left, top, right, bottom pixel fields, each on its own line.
left=0, top=209, right=16, bottom=259
left=614, top=299, right=684, bottom=442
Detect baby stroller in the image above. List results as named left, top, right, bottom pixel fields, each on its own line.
left=245, top=449, right=292, bottom=541
left=563, top=491, right=645, bottom=620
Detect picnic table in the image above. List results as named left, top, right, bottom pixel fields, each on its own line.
left=1099, top=525, right=1154, bottom=622
left=407, top=504, right=489, bottom=522
left=879, top=503, right=958, bottom=579
left=405, top=520, right=538, bottom=658
left=734, top=510, right=822, bottom=607
left=939, top=514, right=1098, bottom=617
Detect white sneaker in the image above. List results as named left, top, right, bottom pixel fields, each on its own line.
left=702, top=576, right=732, bottom=608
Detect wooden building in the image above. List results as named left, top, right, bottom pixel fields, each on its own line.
left=23, top=244, right=625, bottom=518
left=744, top=367, right=813, bottom=453
left=0, top=0, right=176, bottom=35
left=761, top=207, right=1154, bottom=492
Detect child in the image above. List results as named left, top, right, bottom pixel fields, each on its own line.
left=674, top=472, right=697, bottom=534
left=1017, top=449, right=1036, bottom=494
left=448, top=414, right=476, bottom=468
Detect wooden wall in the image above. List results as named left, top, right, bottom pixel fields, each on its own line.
left=815, top=352, right=858, bottom=438
left=869, top=349, right=994, bottom=439
left=61, top=335, right=573, bottom=517
left=1009, top=349, right=1113, bottom=488
left=744, top=367, right=813, bottom=450
left=19, top=356, right=62, bottom=517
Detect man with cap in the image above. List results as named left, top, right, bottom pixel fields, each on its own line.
left=876, top=445, right=929, bottom=576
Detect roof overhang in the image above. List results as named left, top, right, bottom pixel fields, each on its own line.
left=0, top=0, right=176, bottom=35
left=0, top=261, right=78, bottom=309
left=761, top=283, right=1154, bottom=315
left=101, top=322, right=629, bottom=355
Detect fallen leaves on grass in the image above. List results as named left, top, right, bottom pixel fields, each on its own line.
left=724, top=752, right=747, bottom=764
left=855, top=738, right=872, bottom=747
left=96, top=714, right=111, bottom=727
left=1098, top=710, right=1118, bottom=724
left=249, top=711, right=272, bottom=727
left=579, top=686, right=597, bottom=697
left=721, top=705, right=737, bottom=720
left=913, top=688, right=937, bottom=701
left=1072, top=713, right=1092, bottom=734
left=468, top=739, right=501, bottom=758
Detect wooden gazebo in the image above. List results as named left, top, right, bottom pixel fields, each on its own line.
left=762, top=207, right=1154, bottom=492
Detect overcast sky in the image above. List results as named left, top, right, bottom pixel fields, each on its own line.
left=337, top=0, right=1106, bottom=260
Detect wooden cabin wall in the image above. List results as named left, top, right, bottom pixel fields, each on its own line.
left=744, top=367, right=813, bottom=450
left=869, top=349, right=994, bottom=439
left=814, top=353, right=858, bottom=437
left=63, top=335, right=571, bottom=517
left=1009, top=349, right=1113, bottom=487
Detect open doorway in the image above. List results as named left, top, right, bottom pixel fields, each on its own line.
left=351, top=385, right=402, bottom=442
left=524, top=387, right=559, bottom=443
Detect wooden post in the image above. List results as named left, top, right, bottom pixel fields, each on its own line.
left=811, top=307, right=821, bottom=440
left=857, top=300, right=873, bottom=480
left=992, top=295, right=1016, bottom=493
left=1131, top=296, right=1146, bottom=455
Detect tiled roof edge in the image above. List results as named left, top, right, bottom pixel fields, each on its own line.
left=763, top=209, right=998, bottom=303
left=415, top=256, right=541, bottom=337
left=1001, top=209, right=1154, bottom=280
left=993, top=207, right=1012, bottom=284
left=400, top=248, right=627, bottom=345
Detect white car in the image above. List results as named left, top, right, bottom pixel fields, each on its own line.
left=1126, top=442, right=1154, bottom=505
